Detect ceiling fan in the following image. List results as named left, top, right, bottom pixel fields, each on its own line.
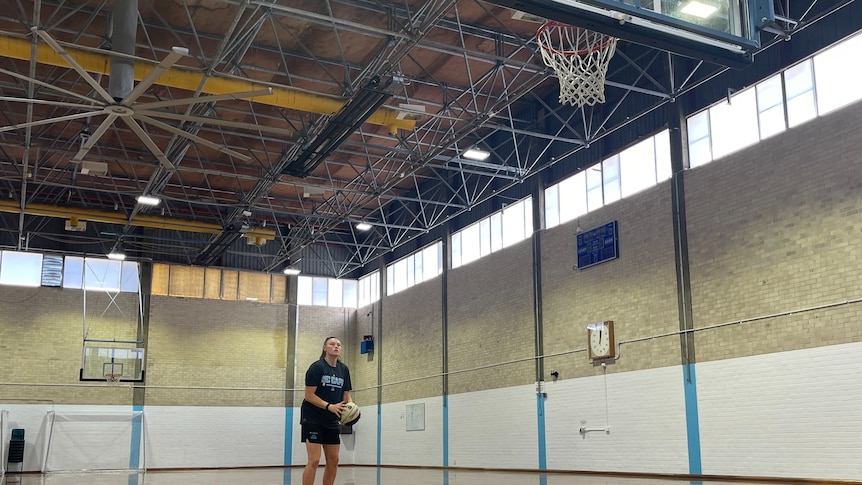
left=0, top=28, right=271, bottom=171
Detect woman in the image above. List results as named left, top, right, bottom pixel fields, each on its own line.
left=301, top=336, right=353, bottom=485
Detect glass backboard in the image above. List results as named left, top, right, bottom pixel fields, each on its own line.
left=495, top=0, right=775, bottom=66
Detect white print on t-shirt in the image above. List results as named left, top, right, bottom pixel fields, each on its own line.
left=322, top=375, right=344, bottom=389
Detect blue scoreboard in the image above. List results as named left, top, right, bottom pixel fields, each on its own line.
left=576, top=221, right=619, bottom=270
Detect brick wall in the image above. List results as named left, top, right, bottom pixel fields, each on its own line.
left=0, top=286, right=137, bottom=404
left=294, top=305, right=354, bottom=406
left=146, top=296, right=290, bottom=406
left=379, top=278, right=443, bottom=403
left=541, top=181, right=681, bottom=380
left=2, top=96, right=862, bottom=480
left=685, top=100, right=862, bottom=361
left=350, top=303, right=378, bottom=407
left=447, top=241, right=535, bottom=395
left=697, top=342, right=862, bottom=480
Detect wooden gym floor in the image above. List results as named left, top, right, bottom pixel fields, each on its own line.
left=0, top=468, right=806, bottom=485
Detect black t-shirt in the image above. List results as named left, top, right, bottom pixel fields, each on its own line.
left=301, top=358, right=352, bottom=429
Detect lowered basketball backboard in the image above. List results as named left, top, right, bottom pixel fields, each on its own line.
left=493, top=0, right=775, bottom=67
left=80, top=346, right=145, bottom=382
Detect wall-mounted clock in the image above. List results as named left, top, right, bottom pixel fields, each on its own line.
left=587, top=321, right=615, bottom=361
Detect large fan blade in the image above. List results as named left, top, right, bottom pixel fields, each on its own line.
left=121, top=117, right=177, bottom=171
left=34, top=29, right=114, bottom=103
left=135, top=113, right=251, bottom=162
left=0, top=66, right=107, bottom=105
left=70, top=114, right=118, bottom=162
left=0, top=111, right=101, bottom=133
left=140, top=109, right=296, bottom=137
left=0, top=96, right=103, bottom=111
left=135, top=88, right=273, bottom=111
left=122, top=47, right=189, bottom=106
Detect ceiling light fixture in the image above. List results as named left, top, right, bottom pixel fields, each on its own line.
left=680, top=1, right=718, bottom=18
left=463, top=147, right=491, bottom=161
left=283, top=267, right=301, bottom=276
left=136, top=195, right=161, bottom=206
left=107, top=250, right=126, bottom=261
left=355, top=222, right=372, bottom=231
left=452, top=158, right=527, bottom=176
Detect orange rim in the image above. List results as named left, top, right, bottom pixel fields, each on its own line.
left=536, top=21, right=615, bottom=56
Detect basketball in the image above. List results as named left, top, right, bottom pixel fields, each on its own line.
left=339, top=402, right=361, bottom=426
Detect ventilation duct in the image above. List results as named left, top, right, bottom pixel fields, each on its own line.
left=282, top=75, right=401, bottom=177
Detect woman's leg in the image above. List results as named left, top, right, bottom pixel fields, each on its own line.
left=321, top=443, right=340, bottom=485
left=303, top=442, right=322, bottom=485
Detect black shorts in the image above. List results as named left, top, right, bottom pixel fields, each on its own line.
left=301, top=425, right=341, bottom=445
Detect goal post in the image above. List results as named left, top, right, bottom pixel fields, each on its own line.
left=44, top=410, right=145, bottom=473
left=1, top=410, right=8, bottom=477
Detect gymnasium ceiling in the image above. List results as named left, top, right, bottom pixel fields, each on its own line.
left=0, top=0, right=853, bottom=277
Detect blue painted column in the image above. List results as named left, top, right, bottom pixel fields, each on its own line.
left=376, top=403, right=382, bottom=465
left=537, top=393, right=547, bottom=470
left=683, top=364, right=702, bottom=475
left=284, top=407, right=294, bottom=466
left=443, top=394, right=449, bottom=467
left=129, top=405, right=143, bottom=470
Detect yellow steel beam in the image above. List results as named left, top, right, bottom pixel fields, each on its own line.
left=0, top=34, right=414, bottom=134
left=0, top=200, right=276, bottom=240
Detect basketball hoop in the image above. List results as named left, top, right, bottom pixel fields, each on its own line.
left=536, top=21, right=618, bottom=107
left=105, top=374, right=121, bottom=383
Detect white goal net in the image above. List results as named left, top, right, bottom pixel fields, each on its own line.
left=44, top=411, right=145, bottom=473
left=1, top=410, right=8, bottom=477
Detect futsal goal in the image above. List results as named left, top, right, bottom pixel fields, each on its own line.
left=43, top=410, right=146, bottom=473
left=1, top=410, right=8, bottom=477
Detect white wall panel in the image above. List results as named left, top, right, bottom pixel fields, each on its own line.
left=290, top=408, right=304, bottom=466
left=290, top=404, right=378, bottom=467
left=697, top=342, right=862, bottom=480
left=0, top=404, right=132, bottom=473
left=352, top=404, right=378, bottom=465
left=379, top=398, right=443, bottom=466
left=6, top=342, right=862, bottom=479
left=448, top=384, right=538, bottom=469
left=545, top=366, right=688, bottom=474
left=145, top=406, right=284, bottom=468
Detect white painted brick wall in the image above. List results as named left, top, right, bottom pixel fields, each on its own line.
left=379, top=398, right=443, bottom=466
left=350, top=403, right=378, bottom=465
left=697, top=341, right=862, bottom=480
left=545, top=366, right=689, bottom=473
left=448, top=384, right=538, bottom=469
left=5, top=342, right=862, bottom=479
left=0, top=405, right=136, bottom=473
left=145, top=406, right=284, bottom=469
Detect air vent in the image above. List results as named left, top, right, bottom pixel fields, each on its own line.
left=396, top=104, right=426, bottom=121
left=80, top=161, right=108, bottom=176
left=64, top=219, right=87, bottom=232
left=511, top=10, right=546, bottom=23
left=302, top=186, right=327, bottom=198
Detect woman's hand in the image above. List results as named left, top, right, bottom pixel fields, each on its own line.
left=329, top=401, right=346, bottom=418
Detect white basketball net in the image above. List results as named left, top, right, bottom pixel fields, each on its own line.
left=537, top=22, right=618, bottom=107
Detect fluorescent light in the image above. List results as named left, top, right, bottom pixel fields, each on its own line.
left=680, top=1, right=718, bottom=18
left=355, top=222, right=372, bottom=231
left=463, top=148, right=490, bottom=161
left=283, top=267, right=301, bottom=276
left=107, top=251, right=126, bottom=261
left=136, top=195, right=161, bottom=206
